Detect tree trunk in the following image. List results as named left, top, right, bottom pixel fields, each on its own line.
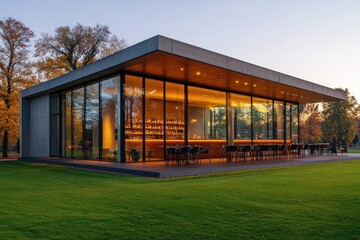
left=3, top=130, right=8, bottom=158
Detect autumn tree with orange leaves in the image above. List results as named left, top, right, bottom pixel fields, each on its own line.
left=35, top=23, right=127, bottom=80
left=0, top=17, right=37, bottom=157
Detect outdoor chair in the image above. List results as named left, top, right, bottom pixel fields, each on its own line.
left=176, top=146, right=191, bottom=166
left=199, top=146, right=211, bottom=164
left=278, top=144, right=288, bottom=159
left=301, top=144, right=308, bottom=158
left=289, top=144, right=300, bottom=158
left=146, top=150, right=153, bottom=161
left=225, top=145, right=239, bottom=162
left=190, top=146, right=201, bottom=165
left=166, top=146, right=176, bottom=165
left=239, top=145, right=252, bottom=161
left=130, top=149, right=141, bottom=162
left=256, top=145, right=273, bottom=160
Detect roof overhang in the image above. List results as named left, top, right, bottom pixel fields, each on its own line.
left=21, top=35, right=346, bottom=103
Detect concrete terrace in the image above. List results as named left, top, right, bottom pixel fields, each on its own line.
left=19, top=154, right=360, bottom=178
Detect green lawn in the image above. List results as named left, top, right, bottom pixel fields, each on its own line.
left=348, top=148, right=360, bottom=154
left=0, top=161, right=359, bottom=240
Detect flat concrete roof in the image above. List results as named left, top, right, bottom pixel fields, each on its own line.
left=21, top=35, right=346, bottom=103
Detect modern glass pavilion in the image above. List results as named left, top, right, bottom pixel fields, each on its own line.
left=20, top=35, right=346, bottom=162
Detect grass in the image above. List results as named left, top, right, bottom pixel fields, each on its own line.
left=348, top=148, right=360, bottom=154
left=0, top=161, right=359, bottom=240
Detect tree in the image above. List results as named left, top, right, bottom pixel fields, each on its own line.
left=35, top=23, right=127, bottom=80
left=322, top=88, right=360, bottom=146
left=299, top=103, right=323, bottom=143
left=0, top=17, right=35, bottom=157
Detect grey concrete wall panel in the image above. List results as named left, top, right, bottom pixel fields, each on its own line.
left=20, top=96, right=30, bottom=157
left=29, top=94, right=50, bottom=157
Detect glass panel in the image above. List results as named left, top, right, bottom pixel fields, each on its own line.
left=50, top=94, right=59, bottom=156
left=62, top=91, right=72, bottom=157
left=101, top=77, right=119, bottom=161
left=188, top=86, right=226, bottom=158
left=252, top=97, right=273, bottom=140
left=73, top=87, right=84, bottom=158
left=124, top=75, right=143, bottom=162
left=286, top=103, right=292, bottom=141
left=145, top=78, right=164, bottom=161
left=230, top=94, right=251, bottom=142
left=188, top=86, right=226, bottom=140
left=85, top=83, right=99, bottom=159
left=291, top=104, right=299, bottom=143
left=165, top=82, right=184, bottom=160
left=274, top=101, right=284, bottom=141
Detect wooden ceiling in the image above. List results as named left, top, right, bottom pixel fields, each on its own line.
left=121, top=51, right=338, bottom=104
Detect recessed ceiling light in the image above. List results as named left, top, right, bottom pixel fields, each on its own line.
left=196, top=72, right=201, bottom=75
left=281, top=91, right=284, bottom=94
left=235, top=80, right=239, bottom=84
left=244, top=82, right=248, bottom=85
left=253, top=84, right=256, bottom=87
left=180, top=68, right=184, bottom=71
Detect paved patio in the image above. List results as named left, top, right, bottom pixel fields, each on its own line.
left=18, top=153, right=360, bottom=178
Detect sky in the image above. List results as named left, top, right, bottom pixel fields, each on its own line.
left=1, top=0, right=360, bottom=101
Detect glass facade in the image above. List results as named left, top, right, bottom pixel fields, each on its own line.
left=101, top=77, right=119, bottom=161
left=73, top=87, right=84, bottom=159
left=286, top=103, right=299, bottom=144
left=274, top=101, right=285, bottom=140
left=188, top=86, right=226, bottom=140
left=50, top=73, right=300, bottom=162
left=165, top=82, right=184, bottom=143
left=124, top=75, right=143, bottom=161
left=145, top=78, right=164, bottom=161
left=252, top=97, right=273, bottom=140
left=292, top=104, right=299, bottom=143
left=62, top=91, right=72, bottom=157
left=230, top=94, right=251, bottom=141
left=85, top=83, right=99, bottom=159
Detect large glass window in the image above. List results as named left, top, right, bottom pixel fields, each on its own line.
left=230, top=93, right=251, bottom=140
left=286, top=104, right=291, bottom=141
left=291, top=104, right=299, bottom=143
left=85, top=83, right=99, bottom=159
left=286, top=103, right=299, bottom=143
left=101, top=77, right=119, bottom=161
left=62, top=91, right=72, bottom=157
left=56, top=73, right=300, bottom=162
left=73, top=87, right=84, bottom=158
left=252, top=97, right=273, bottom=140
left=124, top=75, right=143, bottom=162
left=165, top=82, right=184, bottom=142
left=145, top=78, right=164, bottom=161
left=274, top=101, right=284, bottom=141
left=188, top=86, right=226, bottom=140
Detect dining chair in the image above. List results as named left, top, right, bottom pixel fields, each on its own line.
left=199, top=146, right=211, bottom=164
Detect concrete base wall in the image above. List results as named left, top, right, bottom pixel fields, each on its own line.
left=29, top=94, right=50, bottom=157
